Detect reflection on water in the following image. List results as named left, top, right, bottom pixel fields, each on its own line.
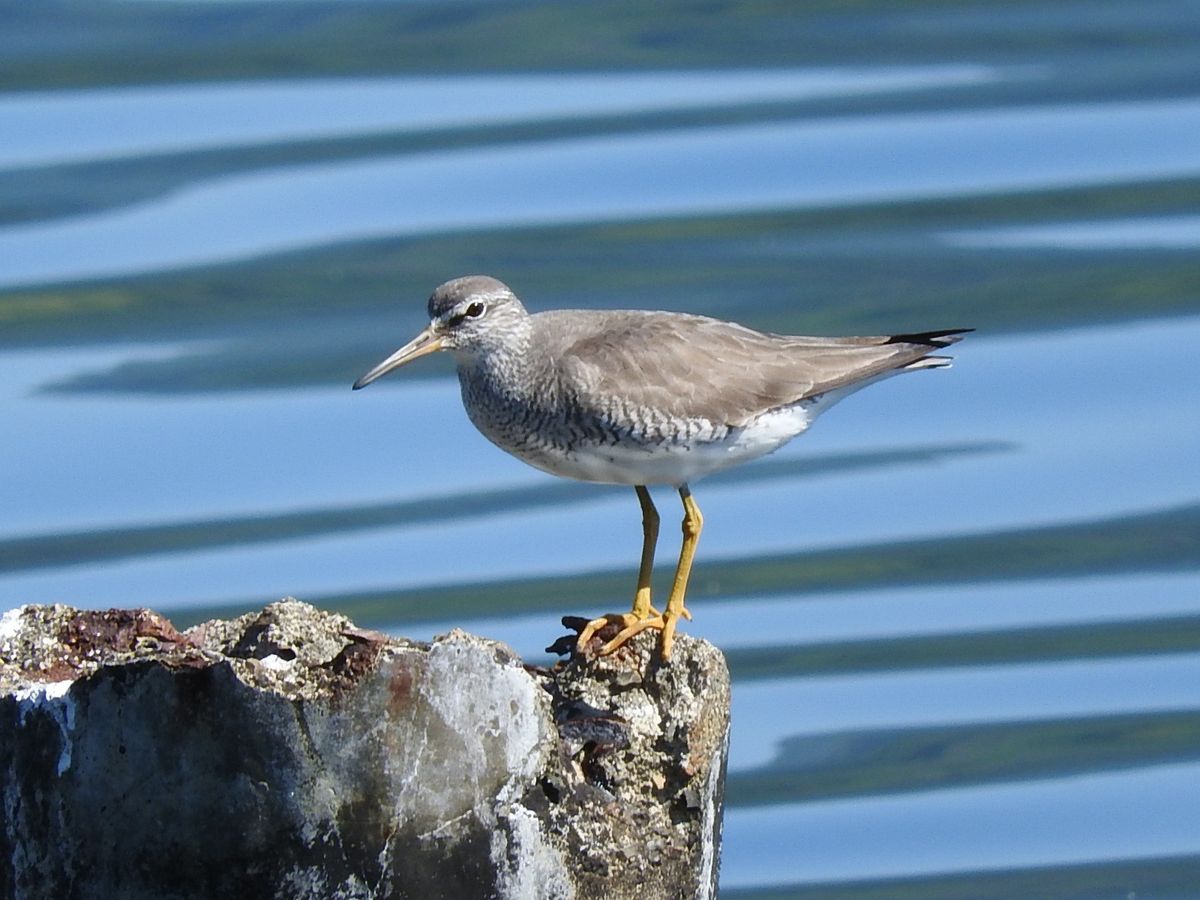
left=721, top=762, right=1200, bottom=890
left=945, top=213, right=1200, bottom=248
left=0, top=67, right=1001, bottom=169
left=731, top=654, right=1200, bottom=770
left=4, top=97, right=1200, bottom=287
left=4, top=3, right=1200, bottom=894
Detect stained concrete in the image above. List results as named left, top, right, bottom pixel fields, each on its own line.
left=0, top=600, right=729, bottom=899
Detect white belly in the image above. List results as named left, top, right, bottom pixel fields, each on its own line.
left=521, top=402, right=818, bottom=486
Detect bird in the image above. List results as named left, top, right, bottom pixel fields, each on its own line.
left=354, top=275, right=968, bottom=661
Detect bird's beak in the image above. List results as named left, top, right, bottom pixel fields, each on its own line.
left=352, top=325, right=444, bottom=389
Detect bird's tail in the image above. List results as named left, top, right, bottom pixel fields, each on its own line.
left=890, top=328, right=973, bottom=370
left=889, top=328, right=974, bottom=348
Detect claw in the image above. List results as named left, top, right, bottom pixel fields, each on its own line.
left=583, top=605, right=692, bottom=659
left=574, top=612, right=642, bottom=654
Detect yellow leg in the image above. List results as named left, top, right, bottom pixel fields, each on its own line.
left=659, top=485, right=702, bottom=658
left=631, top=485, right=660, bottom=618
left=575, top=486, right=661, bottom=652
left=594, top=484, right=702, bottom=660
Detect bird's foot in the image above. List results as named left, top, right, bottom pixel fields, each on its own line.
left=574, top=606, right=692, bottom=660
left=574, top=612, right=642, bottom=654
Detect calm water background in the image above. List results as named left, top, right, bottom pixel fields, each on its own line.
left=2, top=2, right=1200, bottom=896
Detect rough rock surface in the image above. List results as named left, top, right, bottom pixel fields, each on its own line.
left=0, top=600, right=729, bottom=900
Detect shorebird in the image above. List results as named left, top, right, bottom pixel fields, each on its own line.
left=354, top=275, right=967, bottom=660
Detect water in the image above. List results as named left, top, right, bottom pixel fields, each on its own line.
left=3, top=3, right=1200, bottom=896
left=5, top=97, right=1200, bottom=287
left=0, top=67, right=1001, bottom=169
left=722, top=762, right=1200, bottom=888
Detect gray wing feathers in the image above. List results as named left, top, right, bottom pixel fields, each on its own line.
left=544, top=310, right=962, bottom=427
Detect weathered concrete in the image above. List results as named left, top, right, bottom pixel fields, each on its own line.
left=0, top=600, right=729, bottom=900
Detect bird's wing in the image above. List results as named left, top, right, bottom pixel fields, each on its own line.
left=549, top=311, right=963, bottom=427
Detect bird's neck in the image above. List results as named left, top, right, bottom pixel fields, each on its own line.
left=455, top=324, right=542, bottom=404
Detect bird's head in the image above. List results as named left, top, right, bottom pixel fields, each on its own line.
left=352, top=275, right=528, bottom=389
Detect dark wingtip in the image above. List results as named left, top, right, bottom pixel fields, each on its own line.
left=890, top=328, right=973, bottom=348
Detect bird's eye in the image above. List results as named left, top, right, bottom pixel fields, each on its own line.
left=447, top=302, right=486, bottom=328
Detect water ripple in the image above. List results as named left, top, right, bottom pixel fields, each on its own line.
left=3, top=97, right=1200, bottom=287
left=0, top=67, right=1003, bottom=169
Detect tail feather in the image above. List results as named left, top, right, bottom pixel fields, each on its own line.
left=888, top=328, right=973, bottom=349
left=903, top=355, right=954, bottom=371
left=888, top=328, right=971, bottom=374
left=781, top=326, right=971, bottom=402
